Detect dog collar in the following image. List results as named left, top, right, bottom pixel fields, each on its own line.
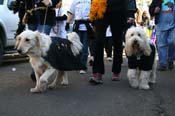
left=136, top=52, right=143, bottom=60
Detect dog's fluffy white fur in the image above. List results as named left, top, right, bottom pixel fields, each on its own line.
left=125, top=27, right=157, bottom=90
left=15, top=30, right=82, bottom=93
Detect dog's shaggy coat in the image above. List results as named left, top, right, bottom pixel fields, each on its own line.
left=125, top=27, right=157, bottom=90
left=15, top=30, right=85, bottom=93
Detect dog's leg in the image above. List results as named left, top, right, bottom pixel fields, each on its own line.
left=149, top=60, right=157, bottom=84
left=48, top=71, right=68, bottom=88
left=39, top=68, right=56, bottom=92
left=139, top=71, right=150, bottom=90
left=61, top=72, right=69, bottom=85
left=48, top=70, right=61, bottom=89
left=49, top=71, right=69, bottom=89
left=30, top=70, right=41, bottom=93
left=48, top=71, right=58, bottom=89
left=127, top=69, right=139, bottom=88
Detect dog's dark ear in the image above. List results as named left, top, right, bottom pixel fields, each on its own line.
left=35, top=31, right=41, bottom=47
left=125, top=44, right=132, bottom=56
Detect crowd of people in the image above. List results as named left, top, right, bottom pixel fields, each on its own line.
left=13, top=0, right=175, bottom=84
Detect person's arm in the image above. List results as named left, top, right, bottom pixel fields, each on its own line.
left=65, top=0, right=75, bottom=30
left=127, top=0, right=137, bottom=24
left=66, top=0, right=75, bottom=23
left=66, top=12, right=73, bottom=23
left=149, top=0, right=161, bottom=17
left=65, top=12, right=73, bottom=31
left=55, top=14, right=67, bottom=21
left=127, top=0, right=137, bottom=17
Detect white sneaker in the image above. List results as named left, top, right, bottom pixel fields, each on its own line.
left=79, top=70, right=86, bottom=74
left=107, top=57, right=112, bottom=61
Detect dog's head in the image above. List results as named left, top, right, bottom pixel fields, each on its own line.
left=15, top=30, right=41, bottom=55
left=125, top=26, right=151, bottom=56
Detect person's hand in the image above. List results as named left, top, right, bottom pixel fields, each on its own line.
left=42, top=0, right=51, bottom=6
left=154, top=6, right=160, bottom=13
left=65, top=23, right=70, bottom=31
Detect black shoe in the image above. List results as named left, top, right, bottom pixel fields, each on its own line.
left=89, top=78, right=100, bottom=85
left=168, top=61, right=174, bottom=70
left=157, top=65, right=167, bottom=71
left=89, top=77, right=103, bottom=85
left=89, top=73, right=104, bottom=85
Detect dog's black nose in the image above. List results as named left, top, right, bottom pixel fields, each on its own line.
left=134, top=40, right=137, bottom=44
left=17, top=49, right=22, bottom=54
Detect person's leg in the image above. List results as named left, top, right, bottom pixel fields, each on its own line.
left=110, top=23, right=123, bottom=76
left=27, top=24, right=37, bottom=31
left=88, top=39, right=95, bottom=66
left=156, top=28, right=168, bottom=70
left=15, top=22, right=25, bottom=37
left=167, top=27, right=175, bottom=69
left=77, top=31, right=89, bottom=73
left=107, top=36, right=113, bottom=58
left=37, top=24, right=52, bottom=35
left=90, top=20, right=107, bottom=84
left=104, top=37, right=108, bottom=57
left=88, top=39, right=95, bottom=57
left=111, top=31, right=123, bottom=80
left=105, top=36, right=113, bottom=61
left=92, top=21, right=107, bottom=74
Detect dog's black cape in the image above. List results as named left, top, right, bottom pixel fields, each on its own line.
left=43, top=37, right=87, bottom=71
left=127, top=43, right=156, bottom=71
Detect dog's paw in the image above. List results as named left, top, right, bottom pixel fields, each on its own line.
left=139, top=84, right=150, bottom=90
left=129, top=79, right=139, bottom=88
left=130, top=84, right=139, bottom=88
left=48, top=83, right=56, bottom=89
left=61, top=80, right=69, bottom=86
left=39, top=80, right=47, bottom=92
left=149, top=77, right=156, bottom=84
left=30, top=87, right=41, bottom=93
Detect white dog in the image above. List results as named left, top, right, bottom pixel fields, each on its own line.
left=15, top=30, right=85, bottom=93
left=125, top=27, right=157, bottom=90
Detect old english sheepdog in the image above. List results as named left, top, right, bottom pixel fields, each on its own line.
left=15, top=30, right=86, bottom=93
left=125, top=26, right=157, bottom=90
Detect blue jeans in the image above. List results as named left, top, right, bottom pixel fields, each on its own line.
left=156, top=26, right=175, bottom=66
left=27, top=24, right=37, bottom=31
left=77, top=31, right=89, bottom=68
left=27, top=24, right=52, bottom=35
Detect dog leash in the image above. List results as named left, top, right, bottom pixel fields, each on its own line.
left=22, top=6, right=54, bottom=25
left=42, top=6, right=48, bottom=33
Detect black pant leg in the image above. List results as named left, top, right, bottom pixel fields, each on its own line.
left=92, top=21, right=108, bottom=74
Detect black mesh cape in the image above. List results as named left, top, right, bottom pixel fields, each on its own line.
left=43, top=37, right=87, bottom=71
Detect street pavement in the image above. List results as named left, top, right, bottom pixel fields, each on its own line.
left=0, top=58, right=175, bottom=116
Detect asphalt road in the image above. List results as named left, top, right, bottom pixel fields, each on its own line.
left=0, top=58, right=175, bottom=116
